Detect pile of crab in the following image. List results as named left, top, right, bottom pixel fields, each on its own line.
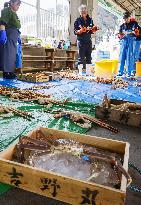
left=0, top=86, right=68, bottom=106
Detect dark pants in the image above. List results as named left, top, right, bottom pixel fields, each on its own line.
left=0, top=28, right=19, bottom=73
left=77, top=40, right=92, bottom=65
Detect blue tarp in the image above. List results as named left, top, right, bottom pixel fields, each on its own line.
left=0, top=77, right=141, bottom=103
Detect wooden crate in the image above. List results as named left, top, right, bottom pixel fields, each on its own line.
left=0, top=127, right=129, bottom=205
left=96, top=99, right=141, bottom=127
left=17, top=72, right=52, bottom=83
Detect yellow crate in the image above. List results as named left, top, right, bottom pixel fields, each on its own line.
left=136, top=62, right=141, bottom=76
left=95, top=60, right=118, bottom=79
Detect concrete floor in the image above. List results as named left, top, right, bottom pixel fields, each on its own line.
left=0, top=122, right=141, bottom=205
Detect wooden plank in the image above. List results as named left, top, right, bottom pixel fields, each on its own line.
left=23, top=60, right=75, bottom=62
left=0, top=156, right=125, bottom=205
left=121, top=142, right=130, bottom=191
left=66, top=50, right=77, bottom=52
left=54, top=57, right=72, bottom=59
left=66, top=60, right=76, bottom=62
left=23, top=60, right=54, bottom=62
left=44, top=48, right=56, bottom=52
left=21, top=67, right=50, bottom=72
left=23, top=55, right=51, bottom=58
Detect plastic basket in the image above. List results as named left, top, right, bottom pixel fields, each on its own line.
left=94, top=59, right=118, bottom=79
left=136, top=62, right=141, bottom=76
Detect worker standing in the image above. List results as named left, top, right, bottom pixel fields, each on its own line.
left=118, top=12, right=140, bottom=77
left=0, top=0, right=21, bottom=79
left=74, top=4, right=98, bottom=76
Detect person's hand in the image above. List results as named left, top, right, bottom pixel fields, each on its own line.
left=0, top=25, right=5, bottom=30
left=134, top=28, right=140, bottom=36
left=118, top=33, right=125, bottom=39
left=92, top=26, right=100, bottom=33
left=76, top=29, right=83, bottom=35
left=76, top=27, right=87, bottom=35
left=18, top=37, right=22, bottom=45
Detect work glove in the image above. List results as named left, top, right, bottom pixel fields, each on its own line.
left=17, top=36, right=22, bottom=45
left=86, top=26, right=99, bottom=33
left=118, top=33, right=125, bottom=39
left=16, top=37, right=22, bottom=68
left=76, top=27, right=87, bottom=35
left=91, top=26, right=99, bottom=33
left=134, top=28, right=140, bottom=36
left=0, top=30, right=7, bottom=45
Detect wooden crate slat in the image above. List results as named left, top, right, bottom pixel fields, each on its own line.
left=0, top=127, right=129, bottom=205
left=23, top=55, right=51, bottom=58
left=0, top=158, right=125, bottom=205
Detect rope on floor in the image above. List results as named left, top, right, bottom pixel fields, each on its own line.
left=128, top=162, right=141, bottom=193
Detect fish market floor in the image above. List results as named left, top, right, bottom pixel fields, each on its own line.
left=0, top=122, right=141, bottom=205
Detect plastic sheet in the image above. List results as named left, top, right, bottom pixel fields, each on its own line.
left=0, top=77, right=141, bottom=103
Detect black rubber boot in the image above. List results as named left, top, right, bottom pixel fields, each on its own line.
left=3, top=72, right=10, bottom=79
left=10, top=72, right=16, bottom=79
left=3, top=72, right=16, bottom=79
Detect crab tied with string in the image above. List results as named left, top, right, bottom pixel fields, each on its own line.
left=13, top=128, right=131, bottom=189
left=45, top=109, right=119, bottom=133
left=0, top=104, right=34, bottom=120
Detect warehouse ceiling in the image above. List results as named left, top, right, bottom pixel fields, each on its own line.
left=114, top=0, right=141, bottom=12
left=106, top=0, right=141, bottom=12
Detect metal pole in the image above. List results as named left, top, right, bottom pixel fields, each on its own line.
left=36, top=0, right=41, bottom=38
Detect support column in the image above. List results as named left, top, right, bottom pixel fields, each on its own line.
left=92, top=0, right=98, bottom=25
left=36, top=0, right=41, bottom=38
left=69, top=0, right=81, bottom=45
left=87, top=0, right=98, bottom=45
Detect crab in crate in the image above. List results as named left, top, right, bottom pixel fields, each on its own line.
left=13, top=129, right=132, bottom=188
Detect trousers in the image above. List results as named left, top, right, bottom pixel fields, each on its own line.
left=77, top=40, right=92, bottom=65
left=118, top=35, right=135, bottom=75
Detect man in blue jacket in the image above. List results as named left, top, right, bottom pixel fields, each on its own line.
left=74, top=4, right=98, bottom=76
left=118, top=12, right=140, bottom=77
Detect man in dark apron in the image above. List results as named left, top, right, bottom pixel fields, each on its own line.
left=74, top=4, right=98, bottom=76
left=0, top=0, right=21, bottom=79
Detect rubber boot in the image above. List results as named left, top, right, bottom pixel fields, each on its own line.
left=86, top=64, right=92, bottom=76
left=78, top=64, right=83, bottom=76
